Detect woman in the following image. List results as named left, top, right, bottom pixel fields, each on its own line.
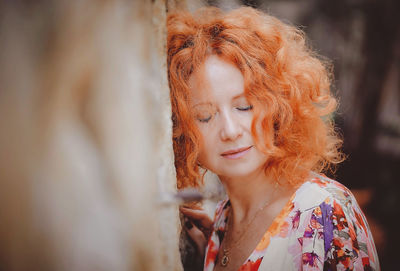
left=167, top=6, right=380, bottom=271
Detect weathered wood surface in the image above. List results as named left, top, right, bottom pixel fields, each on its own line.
left=0, top=1, right=182, bottom=270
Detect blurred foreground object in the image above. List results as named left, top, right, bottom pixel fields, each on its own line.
left=0, top=1, right=182, bottom=270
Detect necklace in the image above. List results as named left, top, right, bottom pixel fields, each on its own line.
left=219, top=183, right=279, bottom=267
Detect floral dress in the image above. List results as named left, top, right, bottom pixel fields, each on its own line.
left=203, top=174, right=380, bottom=271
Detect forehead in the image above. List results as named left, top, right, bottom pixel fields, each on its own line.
left=188, top=55, right=245, bottom=104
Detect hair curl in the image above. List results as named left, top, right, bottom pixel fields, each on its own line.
left=167, top=6, right=344, bottom=189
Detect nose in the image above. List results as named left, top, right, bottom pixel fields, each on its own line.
left=219, top=110, right=243, bottom=141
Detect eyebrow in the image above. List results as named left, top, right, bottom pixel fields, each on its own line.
left=232, top=93, right=246, bottom=100
left=192, top=93, right=247, bottom=107
left=192, top=102, right=213, bottom=108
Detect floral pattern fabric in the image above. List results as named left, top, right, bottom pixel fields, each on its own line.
left=203, top=174, right=380, bottom=271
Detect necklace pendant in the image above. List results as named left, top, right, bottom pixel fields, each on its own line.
left=220, top=254, right=229, bottom=267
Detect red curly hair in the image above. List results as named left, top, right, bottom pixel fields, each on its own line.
left=167, top=7, right=344, bottom=189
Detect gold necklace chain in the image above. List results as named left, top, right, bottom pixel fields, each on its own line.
left=219, top=183, right=279, bottom=267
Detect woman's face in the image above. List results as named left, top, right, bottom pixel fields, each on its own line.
left=188, top=55, right=268, bottom=180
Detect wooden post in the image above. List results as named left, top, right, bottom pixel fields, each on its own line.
left=0, top=1, right=182, bottom=270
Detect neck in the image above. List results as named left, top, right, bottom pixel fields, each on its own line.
left=219, top=170, right=279, bottom=225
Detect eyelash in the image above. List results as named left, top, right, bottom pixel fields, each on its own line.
left=198, top=116, right=212, bottom=123
left=197, top=105, right=253, bottom=123
left=236, top=105, right=253, bottom=111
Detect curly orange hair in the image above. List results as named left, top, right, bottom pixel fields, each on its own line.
left=167, top=7, right=344, bottom=189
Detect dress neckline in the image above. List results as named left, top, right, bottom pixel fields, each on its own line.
left=212, top=188, right=298, bottom=269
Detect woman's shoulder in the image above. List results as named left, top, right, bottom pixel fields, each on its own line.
left=288, top=174, right=380, bottom=270
left=292, top=173, right=357, bottom=212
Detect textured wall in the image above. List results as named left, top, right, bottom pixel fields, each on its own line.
left=0, top=1, right=181, bottom=270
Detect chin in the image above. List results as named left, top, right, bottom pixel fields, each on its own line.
left=216, top=165, right=265, bottom=180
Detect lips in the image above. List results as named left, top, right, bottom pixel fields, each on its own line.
left=221, top=146, right=252, bottom=159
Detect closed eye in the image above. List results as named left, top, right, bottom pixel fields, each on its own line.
left=236, top=105, right=253, bottom=111
left=198, top=116, right=212, bottom=123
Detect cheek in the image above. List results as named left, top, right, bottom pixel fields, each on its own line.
left=196, top=128, right=217, bottom=166
left=197, top=147, right=207, bottom=166
left=197, top=123, right=216, bottom=146
left=197, top=145, right=215, bottom=172
left=238, top=113, right=253, bottom=131
left=254, top=149, right=269, bottom=164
